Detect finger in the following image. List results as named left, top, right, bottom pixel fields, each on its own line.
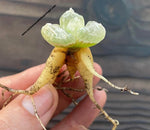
left=54, top=62, right=102, bottom=116
left=0, top=63, right=99, bottom=95
left=0, top=62, right=101, bottom=111
left=0, top=64, right=45, bottom=90
left=52, top=88, right=107, bottom=130
left=0, top=84, right=58, bottom=130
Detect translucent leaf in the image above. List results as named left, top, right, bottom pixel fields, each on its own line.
left=60, top=8, right=85, bottom=38
left=41, top=23, right=75, bottom=47
left=77, top=21, right=106, bottom=47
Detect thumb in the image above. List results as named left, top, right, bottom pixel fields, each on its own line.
left=0, top=84, right=58, bottom=130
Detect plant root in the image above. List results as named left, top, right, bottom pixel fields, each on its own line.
left=55, top=86, right=86, bottom=106
left=85, top=87, right=119, bottom=130
left=62, top=89, right=78, bottom=105
left=74, top=48, right=139, bottom=130
left=31, top=96, right=46, bottom=130
left=0, top=83, right=46, bottom=130
left=0, top=83, right=35, bottom=95
left=55, top=86, right=85, bottom=92
left=93, top=75, right=139, bottom=95
left=0, top=47, right=139, bottom=130
left=2, top=93, right=17, bottom=108
left=98, top=104, right=119, bottom=130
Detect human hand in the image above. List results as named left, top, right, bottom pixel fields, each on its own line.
left=0, top=63, right=106, bottom=130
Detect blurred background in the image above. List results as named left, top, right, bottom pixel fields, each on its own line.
left=0, top=0, right=150, bottom=129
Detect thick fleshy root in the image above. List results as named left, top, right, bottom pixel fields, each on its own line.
left=0, top=47, right=139, bottom=130
left=76, top=48, right=139, bottom=96
left=0, top=47, right=68, bottom=130
left=74, top=48, right=119, bottom=130
left=0, top=47, right=68, bottom=95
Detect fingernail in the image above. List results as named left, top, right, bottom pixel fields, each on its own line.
left=22, top=85, right=54, bottom=117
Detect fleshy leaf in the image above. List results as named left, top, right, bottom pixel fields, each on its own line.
left=41, top=23, right=75, bottom=47
left=41, top=8, right=106, bottom=48
left=60, top=8, right=85, bottom=38
left=77, top=21, right=106, bottom=47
